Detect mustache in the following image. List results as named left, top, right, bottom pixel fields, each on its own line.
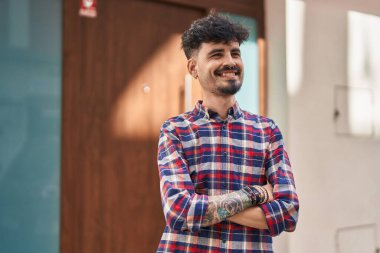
left=215, top=65, right=241, bottom=75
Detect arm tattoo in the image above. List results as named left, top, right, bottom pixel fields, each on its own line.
left=201, top=189, right=252, bottom=227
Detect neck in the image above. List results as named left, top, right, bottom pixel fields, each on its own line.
left=202, top=94, right=236, bottom=120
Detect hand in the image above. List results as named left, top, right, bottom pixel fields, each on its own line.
left=262, top=184, right=274, bottom=202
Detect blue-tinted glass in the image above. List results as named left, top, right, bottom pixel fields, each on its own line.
left=223, top=13, right=259, bottom=114
left=0, top=0, right=62, bottom=252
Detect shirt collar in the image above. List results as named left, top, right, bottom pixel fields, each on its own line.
left=192, top=100, right=243, bottom=120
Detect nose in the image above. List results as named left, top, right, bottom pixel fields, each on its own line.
left=223, top=53, right=237, bottom=67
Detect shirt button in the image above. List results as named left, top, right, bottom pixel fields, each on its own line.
left=223, top=152, right=227, bottom=156
left=222, top=239, right=226, bottom=243
left=223, top=183, right=227, bottom=188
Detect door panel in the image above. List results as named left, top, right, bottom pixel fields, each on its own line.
left=61, top=1, right=204, bottom=252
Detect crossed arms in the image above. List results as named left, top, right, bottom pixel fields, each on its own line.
left=201, top=184, right=273, bottom=228
left=158, top=120, right=299, bottom=235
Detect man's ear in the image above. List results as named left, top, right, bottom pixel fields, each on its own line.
left=187, top=58, right=198, bottom=79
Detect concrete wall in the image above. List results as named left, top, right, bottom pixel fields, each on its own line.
left=265, top=0, right=380, bottom=252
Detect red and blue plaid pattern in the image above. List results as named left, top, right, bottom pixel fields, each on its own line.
left=157, top=101, right=299, bottom=253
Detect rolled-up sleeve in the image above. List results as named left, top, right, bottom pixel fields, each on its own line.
left=157, top=121, right=209, bottom=233
left=259, top=120, right=299, bottom=236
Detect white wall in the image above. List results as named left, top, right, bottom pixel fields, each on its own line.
left=266, top=0, right=380, bottom=252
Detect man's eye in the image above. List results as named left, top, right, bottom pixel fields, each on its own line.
left=211, top=53, right=222, bottom=58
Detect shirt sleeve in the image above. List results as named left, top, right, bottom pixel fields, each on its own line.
left=157, top=121, right=209, bottom=233
left=259, top=120, right=299, bottom=236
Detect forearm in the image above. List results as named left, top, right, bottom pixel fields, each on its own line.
left=201, top=185, right=268, bottom=227
left=201, top=188, right=251, bottom=227
left=227, top=206, right=268, bottom=229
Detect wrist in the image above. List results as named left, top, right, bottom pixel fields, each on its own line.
left=242, top=185, right=269, bottom=205
left=252, top=185, right=268, bottom=204
left=242, top=186, right=260, bottom=206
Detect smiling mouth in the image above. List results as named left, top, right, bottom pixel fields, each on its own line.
left=219, top=71, right=239, bottom=77
left=215, top=66, right=241, bottom=78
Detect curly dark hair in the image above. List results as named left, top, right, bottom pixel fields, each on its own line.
left=181, top=14, right=249, bottom=59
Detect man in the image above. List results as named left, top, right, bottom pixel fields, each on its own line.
left=157, top=14, right=299, bottom=252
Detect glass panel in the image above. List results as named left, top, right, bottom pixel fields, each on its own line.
left=0, top=0, right=62, bottom=253
left=223, top=13, right=259, bottom=114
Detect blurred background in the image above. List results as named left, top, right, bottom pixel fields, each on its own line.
left=0, top=0, right=379, bottom=252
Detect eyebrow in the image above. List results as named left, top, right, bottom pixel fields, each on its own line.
left=231, top=48, right=241, bottom=54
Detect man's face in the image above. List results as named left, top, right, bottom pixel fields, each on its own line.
left=189, top=41, right=244, bottom=97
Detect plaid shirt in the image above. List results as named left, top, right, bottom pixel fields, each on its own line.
left=157, top=101, right=299, bottom=253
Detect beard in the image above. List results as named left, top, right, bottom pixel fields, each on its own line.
left=216, top=79, right=242, bottom=95
left=213, top=65, right=243, bottom=95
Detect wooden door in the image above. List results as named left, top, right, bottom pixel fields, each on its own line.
left=61, top=1, right=204, bottom=252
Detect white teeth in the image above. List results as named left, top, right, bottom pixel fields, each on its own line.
left=221, top=72, right=236, bottom=77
